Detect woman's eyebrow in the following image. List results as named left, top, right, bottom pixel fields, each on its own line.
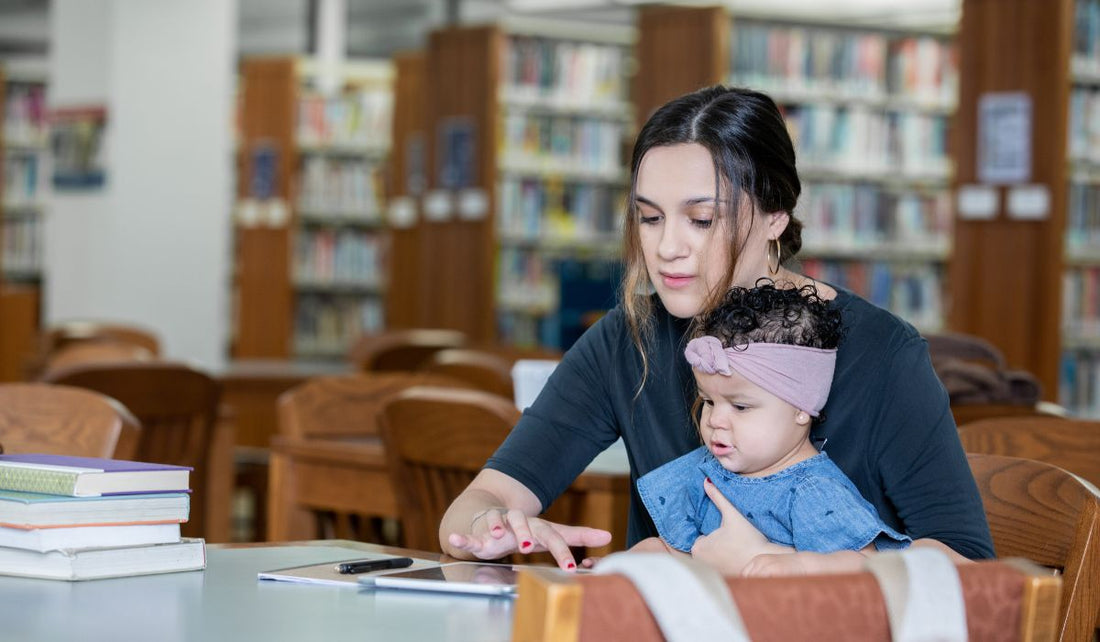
left=634, top=195, right=727, bottom=208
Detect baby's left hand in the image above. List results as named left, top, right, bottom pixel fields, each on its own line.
left=741, top=552, right=811, bottom=577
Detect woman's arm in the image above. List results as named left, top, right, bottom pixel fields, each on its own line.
left=440, top=469, right=612, bottom=569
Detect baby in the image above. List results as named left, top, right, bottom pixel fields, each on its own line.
left=635, top=281, right=909, bottom=572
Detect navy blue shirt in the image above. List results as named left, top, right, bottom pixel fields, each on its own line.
left=486, top=288, right=995, bottom=559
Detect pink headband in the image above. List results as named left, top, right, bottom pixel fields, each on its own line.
left=684, top=335, right=836, bottom=416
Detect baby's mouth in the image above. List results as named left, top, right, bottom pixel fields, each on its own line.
left=710, top=440, right=733, bottom=457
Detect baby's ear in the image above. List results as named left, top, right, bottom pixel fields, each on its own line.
left=795, top=411, right=811, bottom=425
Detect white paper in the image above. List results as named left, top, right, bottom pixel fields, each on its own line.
left=1006, top=184, right=1050, bottom=220
left=956, top=184, right=998, bottom=221
left=387, top=196, right=418, bottom=229
left=978, top=92, right=1032, bottom=184
left=423, top=190, right=452, bottom=222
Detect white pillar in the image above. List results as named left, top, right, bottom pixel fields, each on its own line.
left=314, top=0, right=347, bottom=95
left=46, top=0, right=237, bottom=370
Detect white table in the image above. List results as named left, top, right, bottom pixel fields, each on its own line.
left=0, top=541, right=513, bottom=642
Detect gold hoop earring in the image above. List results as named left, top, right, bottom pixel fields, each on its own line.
left=767, top=238, right=781, bottom=276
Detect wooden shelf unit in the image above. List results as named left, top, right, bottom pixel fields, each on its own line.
left=1060, top=0, right=1100, bottom=415
left=0, top=62, right=47, bottom=381
left=390, top=20, right=635, bottom=350
left=232, top=57, right=394, bottom=360
left=636, top=6, right=958, bottom=335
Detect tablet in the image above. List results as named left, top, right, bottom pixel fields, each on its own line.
left=361, top=561, right=518, bottom=596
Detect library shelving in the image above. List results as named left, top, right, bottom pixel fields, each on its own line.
left=949, top=0, right=1071, bottom=405
left=0, top=60, right=47, bottom=381
left=389, top=19, right=634, bottom=350
left=1063, top=0, right=1100, bottom=416
left=638, top=5, right=957, bottom=335
left=233, top=57, right=393, bottom=359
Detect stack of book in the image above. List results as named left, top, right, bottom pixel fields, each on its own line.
left=0, top=454, right=206, bottom=581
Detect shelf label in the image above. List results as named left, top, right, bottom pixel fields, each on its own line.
left=956, top=185, right=998, bottom=221
left=457, top=188, right=488, bottom=221
left=423, top=190, right=452, bottom=222
left=388, top=196, right=418, bottom=229
left=1007, top=185, right=1050, bottom=221
left=978, top=92, right=1031, bottom=184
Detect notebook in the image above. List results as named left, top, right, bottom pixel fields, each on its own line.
left=0, top=455, right=191, bottom=497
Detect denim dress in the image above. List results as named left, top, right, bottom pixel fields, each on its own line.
left=637, top=447, right=911, bottom=553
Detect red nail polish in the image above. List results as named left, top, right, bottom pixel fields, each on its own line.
left=522, top=540, right=532, bottom=549
left=705, top=476, right=711, bottom=484
left=567, top=562, right=576, bottom=569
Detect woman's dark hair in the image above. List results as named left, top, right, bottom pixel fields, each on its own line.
left=694, top=279, right=843, bottom=350
left=621, top=86, right=804, bottom=378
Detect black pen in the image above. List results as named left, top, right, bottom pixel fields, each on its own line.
left=336, top=556, right=414, bottom=575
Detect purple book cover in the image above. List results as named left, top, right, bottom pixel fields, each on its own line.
left=0, top=454, right=191, bottom=472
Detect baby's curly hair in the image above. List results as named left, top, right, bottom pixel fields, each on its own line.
left=693, top=279, right=843, bottom=349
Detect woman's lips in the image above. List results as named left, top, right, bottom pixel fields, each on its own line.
left=660, top=273, right=693, bottom=289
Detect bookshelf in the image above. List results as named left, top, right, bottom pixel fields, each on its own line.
left=639, top=6, right=957, bottom=335
left=233, top=57, right=393, bottom=360
left=1063, top=0, right=1100, bottom=416
left=949, top=0, right=1071, bottom=405
left=396, top=20, right=634, bottom=350
left=0, top=61, right=47, bottom=381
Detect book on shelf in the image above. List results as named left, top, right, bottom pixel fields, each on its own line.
left=0, top=455, right=191, bottom=497
left=0, top=537, right=206, bottom=581
left=0, top=489, right=189, bottom=529
left=0, top=521, right=181, bottom=553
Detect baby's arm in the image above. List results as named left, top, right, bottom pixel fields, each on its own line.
left=690, top=479, right=789, bottom=575
left=629, top=536, right=692, bottom=559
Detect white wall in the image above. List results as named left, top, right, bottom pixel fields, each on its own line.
left=46, top=0, right=236, bottom=371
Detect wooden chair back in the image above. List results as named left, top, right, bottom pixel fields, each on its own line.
left=41, top=362, right=220, bottom=539
left=40, top=320, right=161, bottom=356
left=951, top=403, right=1056, bottom=428
left=513, top=558, right=1062, bottom=642
left=276, top=372, right=466, bottom=441
left=0, top=383, right=141, bottom=460
left=418, top=348, right=515, bottom=399
left=379, top=385, right=520, bottom=552
left=959, top=416, right=1100, bottom=489
left=348, top=328, right=466, bottom=372
left=39, top=342, right=156, bottom=380
left=968, top=453, right=1100, bottom=642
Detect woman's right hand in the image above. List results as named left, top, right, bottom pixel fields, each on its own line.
left=446, top=507, right=612, bottom=571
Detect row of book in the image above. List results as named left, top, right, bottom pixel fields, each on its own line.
left=497, top=176, right=623, bottom=241
left=497, top=246, right=558, bottom=315
left=1074, top=0, right=1100, bottom=69
left=293, top=228, right=387, bottom=288
left=293, top=294, right=383, bottom=357
left=298, top=156, right=384, bottom=218
left=2, top=215, right=41, bottom=274
left=500, top=35, right=628, bottom=107
left=296, top=88, right=393, bottom=149
left=796, top=182, right=951, bottom=250
left=801, top=258, right=943, bottom=331
left=1068, top=183, right=1100, bottom=254
left=2, top=81, right=48, bottom=147
left=731, top=22, right=957, bottom=106
left=1068, top=87, right=1100, bottom=164
left=0, top=454, right=205, bottom=581
left=1064, top=267, right=1100, bottom=339
left=500, top=111, right=625, bottom=177
left=783, top=104, right=951, bottom=177
left=1061, top=350, right=1100, bottom=420
left=3, top=153, right=41, bottom=205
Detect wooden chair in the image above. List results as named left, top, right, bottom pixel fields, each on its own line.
left=40, top=320, right=161, bottom=356
left=951, top=402, right=1057, bottom=428
left=38, top=342, right=156, bottom=380
left=418, top=348, right=516, bottom=399
left=378, top=385, right=521, bottom=552
left=348, top=328, right=466, bottom=372
left=968, top=453, right=1100, bottom=642
left=41, top=362, right=221, bottom=540
left=959, top=416, right=1099, bottom=489
left=0, top=383, right=141, bottom=460
left=269, top=372, right=467, bottom=542
left=513, top=558, right=1062, bottom=642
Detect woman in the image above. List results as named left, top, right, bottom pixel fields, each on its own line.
left=440, top=86, right=994, bottom=573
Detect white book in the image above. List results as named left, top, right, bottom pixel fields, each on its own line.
left=0, top=522, right=181, bottom=553
left=0, top=538, right=206, bottom=581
